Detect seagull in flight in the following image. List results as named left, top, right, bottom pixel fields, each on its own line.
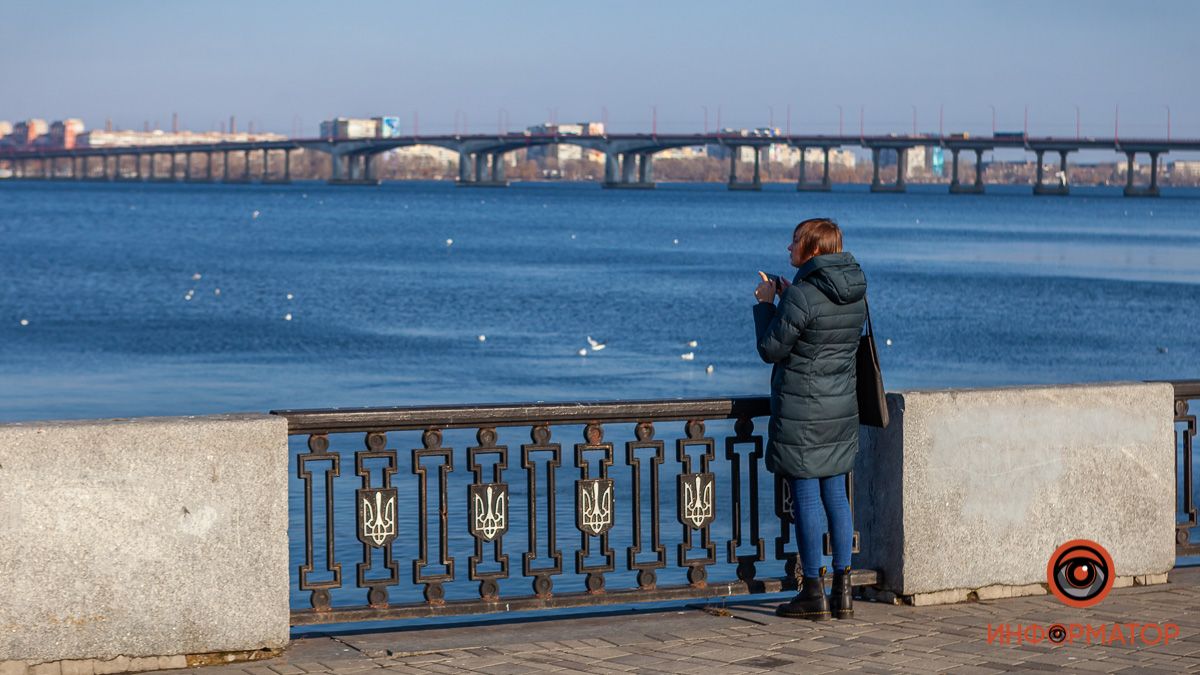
left=587, top=336, right=606, bottom=351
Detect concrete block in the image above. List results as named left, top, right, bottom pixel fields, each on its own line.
left=124, top=659, right=157, bottom=673
left=906, top=589, right=971, bottom=606
left=156, top=656, right=186, bottom=671
left=0, top=414, right=290, bottom=663
left=0, top=662, right=29, bottom=675
left=1135, top=573, right=1168, bottom=586
left=1112, top=576, right=1135, bottom=589
left=59, top=661, right=94, bottom=675
left=855, top=382, right=1176, bottom=601
left=28, top=663, right=60, bottom=675
left=91, top=658, right=128, bottom=675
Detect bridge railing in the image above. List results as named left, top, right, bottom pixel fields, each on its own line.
left=273, top=397, right=878, bottom=625
left=1173, top=380, right=1200, bottom=557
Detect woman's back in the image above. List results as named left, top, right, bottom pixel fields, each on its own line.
left=754, top=251, right=867, bottom=479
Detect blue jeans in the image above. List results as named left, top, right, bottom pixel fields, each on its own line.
left=789, top=474, right=853, bottom=578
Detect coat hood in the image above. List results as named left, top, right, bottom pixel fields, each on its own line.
left=793, top=252, right=867, bottom=305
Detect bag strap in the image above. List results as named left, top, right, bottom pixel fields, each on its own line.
left=863, top=297, right=875, bottom=337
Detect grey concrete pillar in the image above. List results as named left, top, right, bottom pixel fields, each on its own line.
left=643, top=153, right=653, bottom=183
left=752, top=147, right=761, bottom=185
left=330, top=152, right=341, bottom=181
left=621, top=153, right=636, bottom=183
left=870, top=148, right=880, bottom=187
left=134, top=154, right=141, bottom=180
left=150, top=154, right=157, bottom=180
left=170, top=152, right=177, bottom=180
left=797, top=147, right=807, bottom=185
left=1035, top=150, right=1044, bottom=186
left=242, top=150, right=250, bottom=179
left=474, top=153, right=485, bottom=182
left=184, top=153, right=192, bottom=180
left=896, top=148, right=907, bottom=186
left=223, top=152, right=230, bottom=180
left=637, top=153, right=649, bottom=183
left=822, top=147, right=831, bottom=186
left=283, top=150, right=291, bottom=181
left=1126, top=153, right=1134, bottom=190
left=974, top=149, right=985, bottom=186
left=261, top=148, right=269, bottom=181
left=1059, top=150, right=1069, bottom=185
left=1150, top=152, right=1159, bottom=189
left=950, top=149, right=960, bottom=186
left=206, top=153, right=213, bottom=180
left=491, top=153, right=505, bottom=182
left=729, top=149, right=737, bottom=184
left=604, top=151, right=617, bottom=184
left=364, top=154, right=375, bottom=181
left=458, top=151, right=470, bottom=182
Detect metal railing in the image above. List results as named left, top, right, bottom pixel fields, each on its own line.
left=1172, top=380, right=1200, bottom=557
left=274, top=397, right=877, bottom=625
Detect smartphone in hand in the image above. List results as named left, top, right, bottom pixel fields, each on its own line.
left=758, top=271, right=784, bottom=286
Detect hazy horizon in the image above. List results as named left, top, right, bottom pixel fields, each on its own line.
left=1, top=0, right=1197, bottom=139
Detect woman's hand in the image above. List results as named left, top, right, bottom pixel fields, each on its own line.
left=754, top=279, right=776, bottom=303
left=776, top=277, right=791, bottom=298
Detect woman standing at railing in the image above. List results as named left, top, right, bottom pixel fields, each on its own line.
left=753, top=218, right=867, bottom=621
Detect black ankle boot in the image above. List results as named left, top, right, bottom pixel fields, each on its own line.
left=776, top=567, right=831, bottom=620
left=830, top=566, right=853, bottom=619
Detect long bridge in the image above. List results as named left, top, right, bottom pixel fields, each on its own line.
left=1, top=132, right=1197, bottom=197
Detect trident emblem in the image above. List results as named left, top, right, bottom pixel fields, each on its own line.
left=468, top=483, right=508, bottom=541
left=679, top=473, right=715, bottom=529
left=357, top=488, right=397, bottom=547
left=576, top=478, right=614, bottom=536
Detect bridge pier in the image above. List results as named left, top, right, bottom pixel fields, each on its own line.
left=221, top=151, right=230, bottom=182
left=1033, top=149, right=1070, bottom=195
left=603, top=151, right=654, bottom=189
left=796, top=147, right=833, bottom=191
left=728, top=147, right=763, bottom=190
left=457, top=151, right=508, bottom=187
left=1123, top=151, right=1162, bottom=197
left=263, top=149, right=291, bottom=184
left=949, top=148, right=986, bottom=194
left=869, top=147, right=907, bottom=193
left=330, top=152, right=382, bottom=186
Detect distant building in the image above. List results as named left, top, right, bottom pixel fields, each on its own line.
left=656, top=146, right=709, bottom=160
left=77, top=129, right=285, bottom=148
left=6, top=119, right=49, bottom=146
left=47, top=119, right=85, bottom=149
left=525, top=122, right=605, bottom=164
left=1171, top=160, right=1200, bottom=179
left=0, top=121, right=12, bottom=139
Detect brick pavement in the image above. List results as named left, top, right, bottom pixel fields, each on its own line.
left=150, top=568, right=1200, bottom=674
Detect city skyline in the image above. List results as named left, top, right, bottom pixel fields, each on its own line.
left=1, top=0, right=1197, bottom=138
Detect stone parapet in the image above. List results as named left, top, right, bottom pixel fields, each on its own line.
left=854, top=382, right=1176, bottom=602
left=0, top=414, right=290, bottom=667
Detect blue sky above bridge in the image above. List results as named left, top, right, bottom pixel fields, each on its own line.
left=0, top=0, right=1196, bottom=140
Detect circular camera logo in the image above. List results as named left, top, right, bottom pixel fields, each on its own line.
left=1047, top=539, right=1115, bottom=608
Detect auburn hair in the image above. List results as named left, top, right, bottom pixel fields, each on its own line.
left=793, top=218, right=843, bottom=258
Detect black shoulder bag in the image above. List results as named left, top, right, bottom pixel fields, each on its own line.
left=856, top=298, right=889, bottom=428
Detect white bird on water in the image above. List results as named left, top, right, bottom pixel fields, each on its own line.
left=192, top=272, right=202, bottom=281
left=680, top=352, right=695, bottom=361
left=686, top=339, right=698, bottom=348
left=446, top=238, right=454, bottom=247
left=284, top=313, right=293, bottom=321
left=706, top=364, right=714, bottom=374
left=252, top=210, right=261, bottom=219
left=19, top=319, right=29, bottom=327
left=286, top=293, right=294, bottom=301
left=478, top=335, right=487, bottom=342
left=586, top=336, right=606, bottom=351
left=578, top=348, right=588, bottom=357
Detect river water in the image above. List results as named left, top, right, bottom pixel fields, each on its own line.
left=2, top=180, right=1197, bottom=610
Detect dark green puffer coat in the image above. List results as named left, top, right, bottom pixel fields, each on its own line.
left=752, top=252, right=868, bottom=479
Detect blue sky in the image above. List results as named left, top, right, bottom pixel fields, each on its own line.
left=1, top=0, right=1196, bottom=138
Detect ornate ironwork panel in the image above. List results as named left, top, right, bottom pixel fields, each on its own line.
left=467, top=427, right=509, bottom=600
left=521, top=425, right=562, bottom=597
left=1177, top=386, right=1199, bottom=556
left=412, top=428, right=454, bottom=604
left=724, top=416, right=765, bottom=585
left=297, top=433, right=341, bottom=611
left=626, top=421, right=666, bottom=589
left=676, top=420, right=717, bottom=586
left=574, top=423, right=615, bottom=592
left=355, top=431, right=399, bottom=607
